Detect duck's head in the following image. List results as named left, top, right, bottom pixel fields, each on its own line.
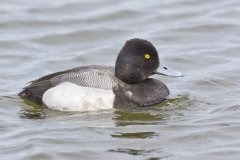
left=115, top=38, right=182, bottom=83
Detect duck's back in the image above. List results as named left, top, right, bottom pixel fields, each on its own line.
left=18, top=65, right=117, bottom=105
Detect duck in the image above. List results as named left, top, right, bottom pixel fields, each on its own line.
left=18, top=38, right=182, bottom=112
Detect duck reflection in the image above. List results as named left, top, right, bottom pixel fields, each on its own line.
left=19, top=99, right=46, bottom=119
left=113, top=106, right=167, bottom=127
left=19, top=99, right=72, bottom=119
left=111, top=109, right=166, bottom=139
left=112, top=132, right=157, bottom=139
left=109, top=148, right=154, bottom=156
left=111, top=95, right=190, bottom=139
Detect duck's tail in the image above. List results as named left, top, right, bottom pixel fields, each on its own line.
left=18, top=80, right=54, bottom=105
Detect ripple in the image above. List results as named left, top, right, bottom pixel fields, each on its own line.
left=33, top=28, right=130, bottom=46
left=211, top=105, right=240, bottom=114
left=1, top=0, right=240, bottom=159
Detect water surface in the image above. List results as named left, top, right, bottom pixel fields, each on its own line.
left=1, top=0, right=240, bottom=159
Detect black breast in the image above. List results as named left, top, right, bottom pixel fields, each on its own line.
left=113, top=78, right=169, bottom=108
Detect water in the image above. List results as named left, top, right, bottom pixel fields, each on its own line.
left=0, top=0, right=240, bottom=159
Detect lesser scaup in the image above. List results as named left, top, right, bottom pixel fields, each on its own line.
left=18, top=38, right=182, bottom=111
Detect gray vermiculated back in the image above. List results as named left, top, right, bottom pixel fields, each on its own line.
left=52, top=66, right=117, bottom=90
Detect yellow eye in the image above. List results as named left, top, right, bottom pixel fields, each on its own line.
left=144, top=54, right=151, bottom=59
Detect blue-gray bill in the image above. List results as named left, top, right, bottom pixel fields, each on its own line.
left=154, top=62, right=183, bottom=77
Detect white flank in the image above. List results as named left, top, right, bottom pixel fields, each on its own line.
left=42, top=82, right=115, bottom=112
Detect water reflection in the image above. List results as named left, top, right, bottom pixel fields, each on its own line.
left=19, top=99, right=73, bottom=119
left=113, top=110, right=166, bottom=126
left=109, top=148, right=154, bottom=156
left=112, top=132, right=157, bottom=139
left=19, top=99, right=46, bottom=119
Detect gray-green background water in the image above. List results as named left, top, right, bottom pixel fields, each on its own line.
left=1, top=0, right=240, bottom=159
